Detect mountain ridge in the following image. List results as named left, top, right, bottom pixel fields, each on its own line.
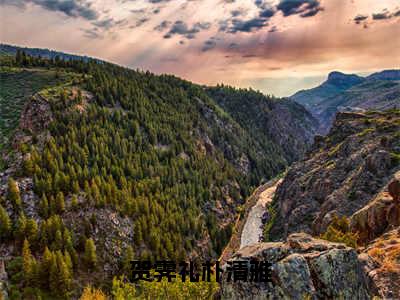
left=291, top=69, right=400, bottom=134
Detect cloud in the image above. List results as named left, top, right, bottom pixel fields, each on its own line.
left=154, top=20, right=171, bottom=31
left=353, top=14, right=368, bottom=24
left=277, top=0, right=323, bottom=18
left=81, top=27, right=101, bottom=39
left=17, top=0, right=99, bottom=20
left=163, top=20, right=211, bottom=39
left=221, top=17, right=269, bottom=33
left=372, top=10, right=391, bottom=20
left=202, top=39, right=217, bottom=52
left=229, top=17, right=268, bottom=33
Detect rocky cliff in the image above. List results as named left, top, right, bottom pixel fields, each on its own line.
left=223, top=109, right=400, bottom=299
left=270, top=110, right=400, bottom=240
left=221, top=233, right=371, bottom=300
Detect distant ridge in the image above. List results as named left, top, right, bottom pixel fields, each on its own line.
left=291, top=69, right=400, bottom=134
left=0, top=43, right=101, bottom=63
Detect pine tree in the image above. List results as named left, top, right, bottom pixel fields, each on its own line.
left=71, top=194, right=79, bottom=210
left=14, top=213, right=27, bottom=241
left=25, top=218, right=38, bottom=245
left=56, top=250, right=72, bottom=298
left=55, top=191, right=65, bottom=213
left=22, top=239, right=34, bottom=284
left=84, top=238, right=97, bottom=269
left=49, top=252, right=58, bottom=294
left=39, top=194, right=49, bottom=218
left=40, top=247, right=52, bottom=288
left=54, top=229, right=63, bottom=250
left=8, top=178, right=21, bottom=208
left=122, top=245, right=134, bottom=275
left=0, top=204, right=11, bottom=239
left=23, top=155, right=34, bottom=176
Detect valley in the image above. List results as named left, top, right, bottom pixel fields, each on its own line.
left=0, top=45, right=399, bottom=299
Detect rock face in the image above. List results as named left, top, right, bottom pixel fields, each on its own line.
left=19, top=93, right=52, bottom=134
left=351, top=173, right=400, bottom=244
left=221, top=233, right=371, bottom=300
left=270, top=110, right=400, bottom=240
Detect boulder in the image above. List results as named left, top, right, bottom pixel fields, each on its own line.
left=221, top=233, right=371, bottom=299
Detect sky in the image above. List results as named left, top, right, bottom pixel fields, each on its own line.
left=1, top=0, right=399, bottom=97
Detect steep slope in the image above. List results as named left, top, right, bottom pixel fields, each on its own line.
left=269, top=110, right=400, bottom=240
left=224, top=109, right=400, bottom=299
left=0, top=67, right=75, bottom=151
left=207, top=86, right=318, bottom=164
left=0, top=49, right=317, bottom=298
left=291, top=70, right=400, bottom=134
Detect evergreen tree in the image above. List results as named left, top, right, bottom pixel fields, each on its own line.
left=84, top=238, right=97, bottom=269
left=8, top=178, right=21, bottom=208
left=14, top=213, right=27, bottom=241
left=25, top=218, right=38, bottom=245
left=0, top=204, right=11, bottom=239
left=22, top=239, right=34, bottom=284
left=40, top=247, right=52, bottom=288
left=55, top=191, right=65, bottom=213
left=39, top=194, right=49, bottom=218
left=71, top=194, right=79, bottom=210
left=121, top=245, right=134, bottom=275
left=56, top=250, right=72, bottom=298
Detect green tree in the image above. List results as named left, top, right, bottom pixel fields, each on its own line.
left=84, top=238, right=97, bottom=269
left=14, top=213, right=27, bottom=241
left=121, top=245, right=134, bottom=275
left=25, top=218, right=38, bottom=245
left=0, top=204, right=11, bottom=239
left=22, top=239, right=35, bottom=284
left=55, top=192, right=65, bottom=214
left=8, top=177, right=21, bottom=208
left=71, top=194, right=79, bottom=210
left=40, top=247, right=53, bottom=288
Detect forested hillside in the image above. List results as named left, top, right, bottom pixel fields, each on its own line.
left=0, top=49, right=316, bottom=298
left=207, top=86, right=318, bottom=163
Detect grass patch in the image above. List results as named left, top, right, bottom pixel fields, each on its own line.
left=0, top=68, right=76, bottom=149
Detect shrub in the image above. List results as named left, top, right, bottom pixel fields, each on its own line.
left=320, top=215, right=358, bottom=248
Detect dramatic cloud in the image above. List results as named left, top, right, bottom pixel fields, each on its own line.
left=9, top=0, right=100, bottom=20
left=1, top=0, right=399, bottom=97
left=163, top=21, right=211, bottom=39
left=277, top=0, right=323, bottom=18
left=227, top=17, right=269, bottom=33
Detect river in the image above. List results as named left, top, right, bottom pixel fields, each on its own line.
left=239, top=179, right=282, bottom=249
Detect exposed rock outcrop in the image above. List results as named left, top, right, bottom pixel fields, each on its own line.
left=351, top=174, right=400, bottom=244
left=221, top=233, right=371, bottom=300
left=270, top=110, right=400, bottom=240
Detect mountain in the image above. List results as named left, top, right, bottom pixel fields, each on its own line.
left=223, top=109, right=400, bottom=299
left=291, top=71, right=365, bottom=110
left=291, top=70, right=400, bottom=134
left=366, top=69, right=400, bottom=81
left=0, top=44, right=98, bottom=62
left=206, top=86, right=318, bottom=164
left=0, top=46, right=317, bottom=298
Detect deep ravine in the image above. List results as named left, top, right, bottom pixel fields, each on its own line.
left=240, top=179, right=282, bottom=248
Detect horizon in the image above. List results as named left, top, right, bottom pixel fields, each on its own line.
left=3, top=42, right=394, bottom=98
left=1, top=0, right=399, bottom=96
